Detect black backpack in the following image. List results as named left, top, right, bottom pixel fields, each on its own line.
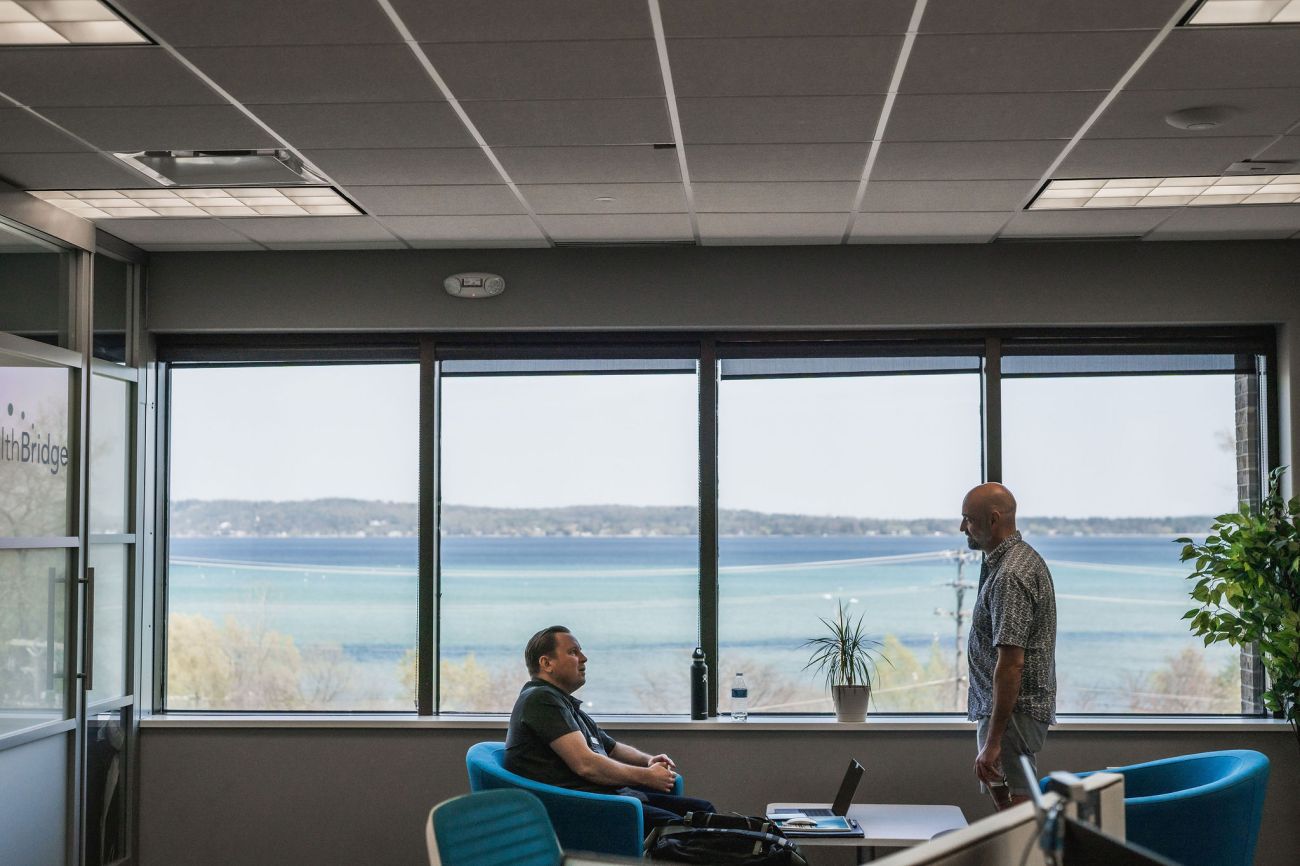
left=645, top=813, right=810, bottom=866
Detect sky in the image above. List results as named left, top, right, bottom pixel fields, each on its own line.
left=168, top=364, right=1238, bottom=519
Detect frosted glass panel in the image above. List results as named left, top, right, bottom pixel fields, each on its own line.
left=0, top=357, right=72, bottom=538
left=0, top=549, right=68, bottom=736
left=90, top=374, right=131, bottom=535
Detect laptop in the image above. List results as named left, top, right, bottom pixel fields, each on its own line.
left=767, top=758, right=864, bottom=821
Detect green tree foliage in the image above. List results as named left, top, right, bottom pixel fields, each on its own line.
left=1179, top=467, right=1300, bottom=751
left=166, top=612, right=358, bottom=710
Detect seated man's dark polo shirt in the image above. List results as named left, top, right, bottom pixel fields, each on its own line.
left=505, top=678, right=619, bottom=793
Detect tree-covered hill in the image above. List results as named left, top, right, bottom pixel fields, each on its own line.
left=168, top=499, right=1216, bottom=538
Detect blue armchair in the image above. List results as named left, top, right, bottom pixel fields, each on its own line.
left=465, top=741, right=684, bottom=858
left=1050, top=749, right=1269, bottom=866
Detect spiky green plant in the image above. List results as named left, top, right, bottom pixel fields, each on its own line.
left=802, top=600, right=890, bottom=689
left=1178, top=466, right=1300, bottom=754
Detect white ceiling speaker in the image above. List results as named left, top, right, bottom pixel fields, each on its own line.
left=1163, top=106, right=1237, bottom=131
left=443, top=272, right=505, bottom=299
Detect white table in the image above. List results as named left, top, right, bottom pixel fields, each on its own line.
left=766, top=803, right=967, bottom=862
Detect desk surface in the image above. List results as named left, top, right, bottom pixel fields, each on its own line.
left=767, top=803, right=968, bottom=848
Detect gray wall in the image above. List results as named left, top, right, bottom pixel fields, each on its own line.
left=0, top=732, right=69, bottom=866
left=137, top=725, right=1297, bottom=866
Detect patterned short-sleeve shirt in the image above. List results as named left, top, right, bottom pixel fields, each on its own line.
left=966, top=532, right=1057, bottom=725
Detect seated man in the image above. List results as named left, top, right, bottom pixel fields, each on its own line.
left=505, top=624, right=716, bottom=829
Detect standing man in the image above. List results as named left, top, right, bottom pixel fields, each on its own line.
left=960, top=483, right=1057, bottom=810
left=505, top=625, right=716, bottom=828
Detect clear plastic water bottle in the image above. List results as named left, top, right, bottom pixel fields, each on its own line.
left=731, top=672, right=749, bottom=721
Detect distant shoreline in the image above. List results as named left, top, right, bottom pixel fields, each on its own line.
left=169, top=499, right=1216, bottom=540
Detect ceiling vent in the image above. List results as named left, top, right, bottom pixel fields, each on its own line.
left=552, top=240, right=696, bottom=248
left=1224, top=160, right=1299, bottom=176
left=113, top=150, right=326, bottom=187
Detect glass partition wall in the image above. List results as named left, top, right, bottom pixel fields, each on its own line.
left=1, top=214, right=145, bottom=866
left=159, top=333, right=1275, bottom=720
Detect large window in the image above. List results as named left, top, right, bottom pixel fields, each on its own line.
left=166, top=364, right=419, bottom=711
left=717, top=353, right=983, bottom=714
left=160, top=335, right=1271, bottom=717
left=1001, top=351, right=1254, bottom=714
left=439, top=359, right=699, bottom=713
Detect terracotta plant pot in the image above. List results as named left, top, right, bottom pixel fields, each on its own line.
left=832, top=684, right=871, bottom=722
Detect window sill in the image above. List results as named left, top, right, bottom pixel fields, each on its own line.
left=138, top=713, right=1292, bottom=733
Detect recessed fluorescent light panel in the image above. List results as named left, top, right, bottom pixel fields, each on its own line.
left=1185, top=0, right=1300, bottom=25
left=0, top=0, right=148, bottom=44
left=28, top=188, right=360, bottom=219
left=1028, top=175, right=1300, bottom=209
left=114, top=150, right=326, bottom=187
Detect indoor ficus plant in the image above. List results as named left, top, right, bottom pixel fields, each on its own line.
left=1178, top=467, right=1300, bottom=754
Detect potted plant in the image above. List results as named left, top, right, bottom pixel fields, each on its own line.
left=1178, top=467, right=1300, bottom=754
left=803, top=600, right=890, bottom=722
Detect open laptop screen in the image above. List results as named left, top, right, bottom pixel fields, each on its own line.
left=832, top=759, right=865, bottom=815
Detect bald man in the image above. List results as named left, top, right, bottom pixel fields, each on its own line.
left=960, top=483, right=1057, bottom=810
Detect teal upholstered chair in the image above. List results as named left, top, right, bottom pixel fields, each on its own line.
left=1047, top=749, right=1269, bottom=866
left=466, top=741, right=684, bottom=858
left=426, top=789, right=562, bottom=866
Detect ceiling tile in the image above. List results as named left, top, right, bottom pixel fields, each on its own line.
left=678, top=96, right=885, bottom=144
left=380, top=215, right=547, bottom=247
left=999, top=209, right=1171, bottom=238
left=253, top=103, right=474, bottom=149
left=493, top=146, right=681, bottom=184
left=425, top=41, right=664, bottom=100
left=872, top=141, right=1064, bottom=180
left=1256, top=135, right=1300, bottom=161
left=886, top=92, right=1105, bottom=142
left=689, top=144, right=869, bottom=181
left=518, top=183, right=687, bottom=214
left=669, top=37, right=903, bottom=97
left=461, top=99, right=672, bottom=147
left=388, top=0, right=652, bottom=41
left=1128, top=28, right=1300, bottom=91
left=540, top=213, right=693, bottom=242
left=1089, top=89, right=1300, bottom=140
left=850, top=212, right=1009, bottom=240
left=220, top=216, right=400, bottom=244
left=39, top=106, right=278, bottom=151
left=94, top=218, right=257, bottom=244
left=0, top=48, right=223, bottom=107
left=135, top=242, right=264, bottom=251
left=116, top=0, right=402, bottom=46
left=698, top=212, right=848, bottom=245
left=921, top=0, right=1186, bottom=33
left=0, top=110, right=93, bottom=153
left=860, top=180, right=1034, bottom=211
left=302, top=148, right=503, bottom=186
left=693, top=182, right=859, bottom=212
left=0, top=153, right=149, bottom=189
left=1057, top=136, right=1278, bottom=178
left=901, top=31, right=1155, bottom=94
left=1148, top=204, right=1300, bottom=239
left=348, top=185, right=524, bottom=216
left=262, top=240, right=406, bottom=250
left=181, top=46, right=440, bottom=104
left=661, top=0, right=915, bottom=36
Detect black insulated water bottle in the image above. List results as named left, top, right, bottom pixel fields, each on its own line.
left=690, top=647, right=708, bottom=719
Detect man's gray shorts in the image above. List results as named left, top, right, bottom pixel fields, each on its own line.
left=975, top=712, right=1049, bottom=797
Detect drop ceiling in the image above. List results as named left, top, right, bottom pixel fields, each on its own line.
left=0, top=0, right=1296, bottom=250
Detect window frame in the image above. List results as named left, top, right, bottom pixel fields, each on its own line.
left=153, top=326, right=1278, bottom=719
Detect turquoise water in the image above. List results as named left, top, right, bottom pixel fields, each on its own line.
left=167, top=535, right=1235, bottom=713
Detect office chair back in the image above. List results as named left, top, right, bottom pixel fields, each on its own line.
left=426, top=789, right=562, bottom=866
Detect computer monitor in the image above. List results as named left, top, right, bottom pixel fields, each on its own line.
left=871, top=771, right=1127, bottom=866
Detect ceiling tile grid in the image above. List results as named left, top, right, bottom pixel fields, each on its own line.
left=0, top=2, right=1292, bottom=249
